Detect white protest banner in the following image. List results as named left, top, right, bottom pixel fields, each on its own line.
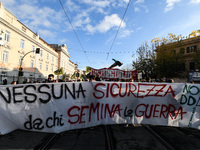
left=0, top=82, right=200, bottom=135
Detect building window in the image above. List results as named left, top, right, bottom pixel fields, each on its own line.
left=171, top=50, right=176, bottom=54
left=20, top=39, right=25, bottom=49
left=47, top=53, right=49, bottom=60
left=22, top=26, right=26, bottom=32
left=46, top=65, right=48, bottom=71
left=192, top=45, right=197, bottom=52
left=187, top=45, right=197, bottom=53
left=33, top=34, right=36, bottom=39
left=39, top=62, right=42, bottom=70
left=190, top=62, right=195, bottom=71
left=51, top=66, right=53, bottom=72
left=32, top=45, right=35, bottom=53
left=2, top=50, right=9, bottom=62
left=4, top=30, right=10, bottom=42
left=52, top=56, right=54, bottom=62
left=30, top=60, right=34, bottom=68
left=40, top=50, right=43, bottom=57
left=180, top=48, right=185, bottom=54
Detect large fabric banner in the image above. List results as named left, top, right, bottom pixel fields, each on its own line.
left=89, top=68, right=137, bottom=80
left=0, top=82, right=200, bottom=135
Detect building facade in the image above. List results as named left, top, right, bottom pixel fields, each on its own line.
left=0, top=3, right=76, bottom=84
left=156, top=35, right=200, bottom=82
left=50, top=44, right=76, bottom=80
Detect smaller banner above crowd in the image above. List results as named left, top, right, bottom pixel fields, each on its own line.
left=89, top=68, right=137, bottom=80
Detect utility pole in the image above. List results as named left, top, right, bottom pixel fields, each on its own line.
left=18, top=48, right=40, bottom=84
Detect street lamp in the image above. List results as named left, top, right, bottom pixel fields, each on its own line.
left=18, top=48, right=40, bottom=84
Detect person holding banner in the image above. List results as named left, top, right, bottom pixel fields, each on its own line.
left=23, top=78, right=30, bottom=84
left=48, top=74, right=56, bottom=83
left=11, top=81, right=16, bottom=85
left=89, top=75, right=95, bottom=82
left=95, top=75, right=101, bottom=81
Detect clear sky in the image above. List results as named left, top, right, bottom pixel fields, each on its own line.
left=2, top=0, right=200, bottom=70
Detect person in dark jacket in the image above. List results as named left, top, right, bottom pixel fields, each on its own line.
left=48, top=74, right=55, bottom=83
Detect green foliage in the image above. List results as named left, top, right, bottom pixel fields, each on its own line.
left=132, top=41, right=156, bottom=79
left=71, top=72, right=75, bottom=79
left=133, top=33, right=187, bottom=79
left=80, top=74, right=85, bottom=80
left=155, top=43, right=184, bottom=78
left=62, top=73, right=67, bottom=81
left=70, top=72, right=85, bottom=80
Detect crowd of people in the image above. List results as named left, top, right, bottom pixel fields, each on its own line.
left=2, top=74, right=191, bottom=85
left=3, top=74, right=57, bottom=85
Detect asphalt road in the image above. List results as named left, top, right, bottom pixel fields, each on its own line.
left=1, top=124, right=200, bottom=150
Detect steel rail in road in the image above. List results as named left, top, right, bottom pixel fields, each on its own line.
left=104, top=125, right=115, bottom=150
left=34, top=133, right=58, bottom=150
left=33, top=125, right=114, bottom=150
left=2, top=125, right=200, bottom=149
left=177, top=127, right=200, bottom=139
left=142, top=125, right=176, bottom=150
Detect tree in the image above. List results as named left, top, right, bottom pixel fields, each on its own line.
left=155, top=42, right=184, bottom=78
left=151, top=33, right=186, bottom=78
left=132, top=41, right=156, bottom=79
left=134, top=30, right=200, bottom=80
left=121, top=64, right=133, bottom=71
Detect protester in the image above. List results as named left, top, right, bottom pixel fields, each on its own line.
left=48, top=74, right=55, bottom=83
left=43, top=79, right=48, bottom=83
left=3, top=79, right=7, bottom=85
left=167, top=79, right=174, bottom=83
left=11, top=81, right=16, bottom=85
left=23, top=78, right=30, bottom=84
left=33, top=81, right=39, bottom=83
left=95, top=75, right=101, bottom=81
left=89, top=75, right=95, bottom=82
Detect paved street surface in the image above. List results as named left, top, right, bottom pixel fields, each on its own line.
left=1, top=124, right=200, bottom=150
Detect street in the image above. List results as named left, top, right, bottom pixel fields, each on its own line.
left=1, top=124, right=200, bottom=150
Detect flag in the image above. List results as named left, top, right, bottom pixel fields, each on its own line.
left=86, top=66, right=93, bottom=73
left=108, top=59, right=123, bottom=69
left=54, top=67, right=63, bottom=75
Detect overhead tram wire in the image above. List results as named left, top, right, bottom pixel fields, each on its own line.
left=58, top=0, right=90, bottom=65
left=68, top=48, right=133, bottom=54
left=106, top=0, right=132, bottom=61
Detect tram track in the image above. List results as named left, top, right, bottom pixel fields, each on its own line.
left=33, top=125, right=115, bottom=150
left=2, top=125, right=200, bottom=149
left=177, top=127, right=200, bottom=139
left=143, top=125, right=200, bottom=150
left=142, top=125, right=175, bottom=150
left=33, top=125, right=200, bottom=150
left=34, top=133, right=58, bottom=150
left=104, top=125, right=115, bottom=150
